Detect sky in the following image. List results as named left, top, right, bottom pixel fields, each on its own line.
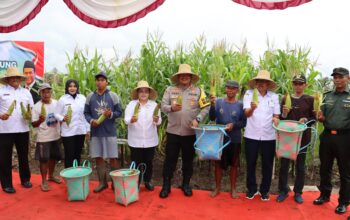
left=1, top=0, right=349, bottom=76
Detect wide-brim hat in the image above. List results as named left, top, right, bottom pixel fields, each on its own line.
left=170, top=64, right=199, bottom=84
left=0, top=67, right=26, bottom=84
left=131, top=80, right=157, bottom=100
left=248, top=70, right=277, bottom=90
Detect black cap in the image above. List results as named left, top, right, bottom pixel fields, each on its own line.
left=331, top=67, right=349, bottom=76
left=95, top=71, right=108, bottom=80
left=23, top=60, right=35, bottom=70
left=225, top=80, right=239, bottom=88
left=292, top=75, right=306, bottom=83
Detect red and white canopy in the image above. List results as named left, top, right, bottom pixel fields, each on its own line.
left=233, top=0, right=311, bottom=10
left=63, top=0, right=165, bottom=28
left=0, top=0, right=48, bottom=33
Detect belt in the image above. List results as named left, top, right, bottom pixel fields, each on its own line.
left=324, top=128, right=350, bottom=135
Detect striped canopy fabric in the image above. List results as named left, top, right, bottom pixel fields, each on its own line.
left=63, top=0, right=165, bottom=28
left=233, top=0, right=312, bottom=10
left=0, top=0, right=48, bottom=33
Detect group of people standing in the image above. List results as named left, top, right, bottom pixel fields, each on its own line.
left=0, top=62, right=349, bottom=216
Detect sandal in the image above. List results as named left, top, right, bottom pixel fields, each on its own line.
left=41, top=182, right=50, bottom=192
left=48, top=176, right=62, bottom=184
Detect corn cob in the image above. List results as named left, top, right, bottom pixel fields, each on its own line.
left=199, top=85, right=210, bottom=108
left=210, top=78, right=216, bottom=96
left=7, top=100, right=16, bottom=116
left=66, top=105, right=72, bottom=127
left=40, top=103, right=46, bottom=118
left=176, top=95, right=182, bottom=105
left=313, top=92, right=323, bottom=112
left=252, top=88, right=259, bottom=106
left=20, top=102, right=27, bottom=118
left=133, top=103, right=140, bottom=117
left=153, top=103, right=160, bottom=117
left=96, top=114, right=106, bottom=125
left=26, top=104, right=32, bottom=121
left=285, top=93, right=292, bottom=110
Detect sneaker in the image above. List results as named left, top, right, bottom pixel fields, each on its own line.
left=294, top=193, right=304, bottom=204
left=276, top=193, right=289, bottom=202
left=261, top=193, right=270, bottom=201
left=246, top=191, right=259, bottom=199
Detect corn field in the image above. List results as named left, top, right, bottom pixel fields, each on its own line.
left=47, top=33, right=328, bottom=172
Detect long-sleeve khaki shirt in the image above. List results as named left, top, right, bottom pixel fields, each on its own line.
left=161, top=84, right=209, bottom=136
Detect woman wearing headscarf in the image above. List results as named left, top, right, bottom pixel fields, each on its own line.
left=56, top=79, right=90, bottom=168
left=124, top=80, right=161, bottom=191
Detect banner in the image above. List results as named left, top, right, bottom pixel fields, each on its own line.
left=0, top=41, right=44, bottom=80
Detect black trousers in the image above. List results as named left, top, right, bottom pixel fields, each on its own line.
left=162, top=133, right=196, bottom=183
left=245, top=138, right=275, bottom=195
left=0, top=132, right=31, bottom=189
left=278, top=153, right=306, bottom=194
left=62, top=135, right=85, bottom=168
left=319, top=130, right=350, bottom=205
left=130, top=146, right=156, bottom=182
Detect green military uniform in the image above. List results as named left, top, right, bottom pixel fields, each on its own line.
left=318, top=84, right=350, bottom=207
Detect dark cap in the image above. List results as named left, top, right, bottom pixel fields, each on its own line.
left=39, top=83, right=52, bottom=92
left=292, top=75, right=306, bottom=83
left=331, top=67, right=349, bottom=76
left=225, top=80, right=239, bottom=88
left=23, top=60, right=35, bottom=70
left=95, top=71, right=108, bottom=80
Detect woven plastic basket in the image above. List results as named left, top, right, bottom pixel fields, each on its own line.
left=60, top=160, right=92, bottom=201
left=193, top=125, right=231, bottom=160
left=110, top=162, right=141, bottom=206
left=273, top=120, right=308, bottom=160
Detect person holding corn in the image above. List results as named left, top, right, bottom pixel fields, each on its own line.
left=56, top=79, right=90, bottom=168
left=209, top=80, right=246, bottom=199
left=84, top=71, right=122, bottom=193
left=243, top=70, right=280, bottom=201
left=276, top=74, right=315, bottom=204
left=124, top=80, right=161, bottom=191
left=314, top=67, right=350, bottom=215
left=0, top=67, right=34, bottom=194
left=32, top=83, right=62, bottom=192
left=159, top=64, right=210, bottom=198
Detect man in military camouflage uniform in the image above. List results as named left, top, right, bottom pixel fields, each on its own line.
left=314, top=67, right=350, bottom=215
left=159, top=64, right=210, bottom=198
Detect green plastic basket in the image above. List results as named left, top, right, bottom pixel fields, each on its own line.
left=60, top=160, right=92, bottom=201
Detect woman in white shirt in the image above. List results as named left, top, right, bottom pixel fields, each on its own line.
left=56, top=79, right=90, bottom=168
left=124, top=80, right=161, bottom=191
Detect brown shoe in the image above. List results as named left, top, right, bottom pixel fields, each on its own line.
left=48, top=176, right=62, bottom=184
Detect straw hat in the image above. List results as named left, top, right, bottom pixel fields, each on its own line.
left=170, top=64, right=199, bottom=84
left=131, top=80, right=157, bottom=100
left=248, top=70, right=277, bottom=90
left=0, top=67, right=27, bottom=84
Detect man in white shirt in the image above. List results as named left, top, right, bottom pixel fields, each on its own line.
left=243, top=70, right=280, bottom=201
left=0, top=67, right=34, bottom=193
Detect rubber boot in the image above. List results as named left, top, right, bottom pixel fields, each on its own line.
left=93, top=166, right=108, bottom=193
left=182, top=176, right=193, bottom=197
left=159, top=177, right=171, bottom=198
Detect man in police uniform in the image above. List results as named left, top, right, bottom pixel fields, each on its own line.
left=314, top=67, right=350, bottom=215
left=159, top=64, right=210, bottom=198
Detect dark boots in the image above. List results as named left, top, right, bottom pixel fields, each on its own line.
left=181, top=176, right=193, bottom=197
left=159, top=177, right=171, bottom=198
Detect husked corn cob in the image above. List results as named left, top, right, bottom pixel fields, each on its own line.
left=210, top=78, right=216, bottom=96
left=26, top=104, right=32, bottom=121
left=285, top=93, right=292, bottom=110
left=66, top=105, right=72, bottom=127
left=96, top=114, right=106, bottom=125
left=153, top=103, right=160, bottom=117
left=7, top=100, right=16, bottom=116
left=20, top=102, right=27, bottom=118
left=252, top=88, right=259, bottom=106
